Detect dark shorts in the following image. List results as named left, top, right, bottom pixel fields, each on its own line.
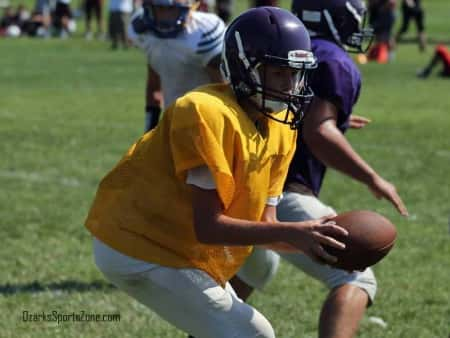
left=54, top=2, right=72, bottom=19
left=108, top=11, right=129, bottom=40
left=254, top=0, right=278, bottom=6
left=369, top=8, right=396, bottom=41
left=399, top=4, right=425, bottom=33
left=53, top=2, right=72, bottom=29
left=84, top=0, right=102, bottom=20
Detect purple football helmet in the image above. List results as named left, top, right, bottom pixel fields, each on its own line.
left=291, top=0, right=374, bottom=53
left=221, top=7, right=317, bottom=130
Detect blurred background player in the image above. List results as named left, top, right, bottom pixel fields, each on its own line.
left=108, top=0, right=133, bottom=49
left=395, top=0, right=426, bottom=52
left=86, top=7, right=348, bottom=338
left=128, top=0, right=225, bottom=132
left=417, top=44, right=450, bottom=78
left=367, top=0, right=397, bottom=63
left=83, top=0, right=104, bottom=40
left=230, top=1, right=409, bottom=338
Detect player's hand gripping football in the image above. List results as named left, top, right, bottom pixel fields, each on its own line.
left=285, top=215, right=349, bottom=264
left=368, top=175, right=409, bottom=217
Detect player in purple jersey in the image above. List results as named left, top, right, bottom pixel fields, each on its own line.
left=230, top=1, right=409, bottom=338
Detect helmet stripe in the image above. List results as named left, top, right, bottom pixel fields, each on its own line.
left=197, top=39, right=222, bottom=54
left=201, top=20, right=221, bottom=38
left=198, top=29, right=224, bottom=47
left=220, top=42, right=231, bottom=81
left=234, top=31, right=251, bottom=70
left=345, top=1, right=362, bottom=24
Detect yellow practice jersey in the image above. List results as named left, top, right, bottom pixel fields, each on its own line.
left=85, top=83, right=297, bottom=285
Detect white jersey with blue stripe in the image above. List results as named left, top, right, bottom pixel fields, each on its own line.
left=128, top=9, right=226, bottom=107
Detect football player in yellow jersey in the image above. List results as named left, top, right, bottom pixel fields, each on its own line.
left=85, top=7, right=348, bottom=338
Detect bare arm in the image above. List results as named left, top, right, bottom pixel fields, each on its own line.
left=191, top=186, right=348, bottom=263
left=256, top=205, right=304, bottom=253
left=146, top=64, right=163, bottom=108
left=303, top=97, right=408, bottom=216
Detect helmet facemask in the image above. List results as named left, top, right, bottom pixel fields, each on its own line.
left=251, top=62, right=315, bottom=130
left=343, top=3, right=374, bottom=53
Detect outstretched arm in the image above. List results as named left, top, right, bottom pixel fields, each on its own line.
left=303, top=97, right=408, bottom=216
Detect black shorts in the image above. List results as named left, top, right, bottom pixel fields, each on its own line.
left=399, top=4, right=425, bottom=33
left=53, top=2, right=72, bottom=29
left=54, top=2, right=72, bottom=19
left=84, top=0, right=102, bottom=20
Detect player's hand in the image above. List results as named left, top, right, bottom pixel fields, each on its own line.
left=285, top=216, right=348, bottom=264
left=368, top=175, right=409, bottom=217
left=349, top=115, right=371, bottom=129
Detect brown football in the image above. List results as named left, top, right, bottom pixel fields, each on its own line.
left=324, top=210, right=397, bottom=271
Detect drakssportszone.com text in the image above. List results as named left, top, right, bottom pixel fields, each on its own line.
left=22, top=310, right=121, bottom=324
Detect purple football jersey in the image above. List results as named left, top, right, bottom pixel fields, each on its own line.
left=286, top=38, right=362, bottom=196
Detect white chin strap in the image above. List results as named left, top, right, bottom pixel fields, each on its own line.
left=250, top=93, right=288, bottom=113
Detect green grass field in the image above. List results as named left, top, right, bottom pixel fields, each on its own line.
left=1, top=1, right=449, bottom=337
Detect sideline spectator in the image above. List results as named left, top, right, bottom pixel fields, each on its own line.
left=108, top=0, right=133, bottom=49
left=32, top=0, right=51, bottom=35
left=395, top=0, right=426, bottom=51
left=0, top=6, right=17, bottom=36
left=14, top=3, right=31, bottom=29
left=84, top=0, right=104, bottom=40
left=0, top=4, right=30, bottom=37
left=53, top=0, right=77, bottom=38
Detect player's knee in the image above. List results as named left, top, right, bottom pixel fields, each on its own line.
left=277, top=191, right=336, bottom=222
left=237, top=308, right=275, bottom=338
left=329, top=268, right=377, bottom=304
left=210, top=301, right=275, bottom=338
left=248, top=314, right=276, bottom=338
left=356, top=268, right=377, bottom=303
left=236, top=249, right=280, bottom=290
